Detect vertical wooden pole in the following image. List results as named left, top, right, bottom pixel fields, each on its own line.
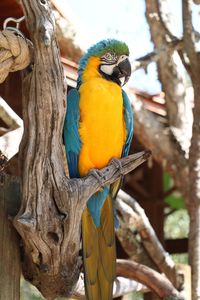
left=0, top=174, right=21, bottom=300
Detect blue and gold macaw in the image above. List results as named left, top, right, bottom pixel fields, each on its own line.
left=63, top=39, right=133, bottom=300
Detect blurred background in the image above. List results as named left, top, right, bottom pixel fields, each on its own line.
left=1, top=0, right=200, bottom=299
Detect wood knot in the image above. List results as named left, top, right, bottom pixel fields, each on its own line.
left=47, top=232, right=59, bottom=244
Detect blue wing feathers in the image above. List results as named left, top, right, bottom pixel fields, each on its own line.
left=87, top=187, right=110, bottom=227
left=63, top=88, right=81, bottom=178
left=122, top=89, right=134, bottom=157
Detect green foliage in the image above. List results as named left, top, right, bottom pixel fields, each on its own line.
left=124, top=292, right=143, bottom=300
left=163, top=173, right=185, bottom=209
left=172, top=253, right=188, bottom=264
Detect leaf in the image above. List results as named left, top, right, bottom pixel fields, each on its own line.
left=164, top=195, right=185, bottom=209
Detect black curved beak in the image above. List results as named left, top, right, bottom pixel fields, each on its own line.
left=100, top=57, right=132, bottom=86
left=118, top=58, right=131, bottom=85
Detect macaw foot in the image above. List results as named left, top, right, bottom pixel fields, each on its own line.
left=110, top=157, right=123, bottom=175
left=88, top=169, right=105, bottom=191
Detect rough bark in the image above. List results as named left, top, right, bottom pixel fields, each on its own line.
left=0, top=174, right=21, bottom=300
left=117, top=260, right=183, bottom=300
left=116, top=196, right=157, bottom=270
left=139, top=1, right=200, bottom=299
left=145, top=0, right=192, bottom=155
left=182, top=1, right=200, bottom=299
left=12, top=1, right=150, bottom=299
left=128, top=92, right=188, bottom=198
left=116, top=190, right=177, bottom=284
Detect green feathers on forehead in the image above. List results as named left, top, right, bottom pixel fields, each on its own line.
left=81, top=39, right=129, bottom=61
left=77, top=39, right=129, bottom=86
left=90, top=39, right=129, bottom=57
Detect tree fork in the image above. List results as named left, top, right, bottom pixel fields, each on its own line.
left=12, top=1, right=150, bottom=299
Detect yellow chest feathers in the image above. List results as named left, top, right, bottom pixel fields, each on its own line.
left=78, top=75, right=126, bottom=176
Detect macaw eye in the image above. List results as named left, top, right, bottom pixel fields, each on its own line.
left=104, top=53, right=113, bottom=60
left=101, top=52, right=117, bottom=62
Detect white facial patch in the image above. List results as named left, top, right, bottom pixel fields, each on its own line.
left=100, top=63, right=116, bottom=75
left=119, top=76, right=126, bottom=86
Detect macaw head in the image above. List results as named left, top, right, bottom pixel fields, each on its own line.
left=77, top=39, right=131, bottom=88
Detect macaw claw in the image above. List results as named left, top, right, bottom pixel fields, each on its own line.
left=110, top=157, right=123, bottom=175
left=88, top=169, right=105, bottom=191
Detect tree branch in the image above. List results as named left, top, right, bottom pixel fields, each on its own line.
left=155, top=0, right=194, bottom=74
left=116, top=196, right=157, bottom=269
left=145, top=0, right=192, bottom=156
left=132, top=39, right=183, bottom=72
left=156, top=0, right=178, bottom=40
left=116, top=190, right=177, bottom=284
left=0, top=97, right=23, bottom=166
left=72, top=274, right=147, bottom=299
left=117, top=260, right=184, bottom=300
left=182, top=2, right=200, bottom=299
left=0, top=97, right=23, bottom=129
left=72, top=259, right=184, bottom=299
left=128, top=92, right=189, bottom=198
left=0, top=127, right=23, bottom=161
left=182, top=0, right=198, bottom=69
left=81, top=151, right=151, bottom=203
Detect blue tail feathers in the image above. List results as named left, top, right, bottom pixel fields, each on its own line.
left=87, top=187, right=110, bottom=227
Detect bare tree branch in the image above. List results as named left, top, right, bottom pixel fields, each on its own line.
left=132, top=33, right=200, bottom=76
left=117, top=260, right=184, bottom=300
left=156, top=0, right=178, bottom=40
left=182, top=2, right=200, bottom=299
left=132, top=39, right=183, bottom=72
left=116, top=196, right=157, bottom=270
left=0, top=97, right=23, bottom=165
left=0, top=127, right=23, bottom=161
left=128, top=92, right=189, bottom=198
left=82, top=151, right=151, bottom=204
left=0, top=97, right=23, bottom=129
left=72, top=274, right=148, bottom=299
left=145, top=0, right=192, bottom=156
left=182, top=0, right=198, bottom=68
left=73, top=259, right=184, bottom=299
left=117, top=190, right=177, bottom=284
left=155, top=0, right=194, bottom=74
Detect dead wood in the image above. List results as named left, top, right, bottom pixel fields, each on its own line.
left=117, top=259, right=184, bottom=300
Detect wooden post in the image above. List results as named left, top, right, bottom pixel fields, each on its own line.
left=0, top=174, right=21, bottom=300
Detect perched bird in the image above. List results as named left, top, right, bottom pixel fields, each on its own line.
left=63, top=39, right=133, bottom=300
